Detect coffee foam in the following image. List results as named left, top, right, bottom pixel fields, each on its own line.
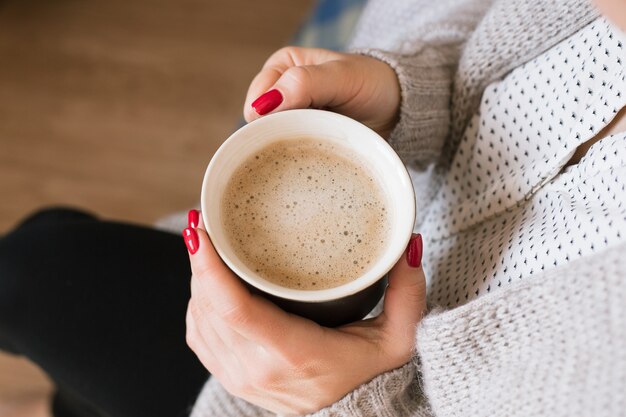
left=221, top=138, right=389, bottom=290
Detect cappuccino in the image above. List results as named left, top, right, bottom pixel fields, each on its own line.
left=221, top=138, right=389, bottom=290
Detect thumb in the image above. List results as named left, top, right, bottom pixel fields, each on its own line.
left=183, top=213, right=229, bottom=281
left=246, top=59, right=354, bottom=121
left=380, top=234, right=426, bottom=350
left=183, top=214, right=250, bottom=308
left=183, top=215, right=259, bottom=328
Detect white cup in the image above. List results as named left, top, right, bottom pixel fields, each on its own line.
left=201, top=109, right=415, bottom=326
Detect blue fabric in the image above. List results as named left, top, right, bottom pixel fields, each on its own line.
left=292, top=0, right=366, bottom=51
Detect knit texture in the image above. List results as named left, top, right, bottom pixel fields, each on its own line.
left=190, top=378, right=274, bottom=417
left=350, top=0, right=599, bottom=168
left=353, top=45, right=461, bottom=168
left=348, top=0, right=493, bottom=168
left=189, top=1, right=620, bottom=416
left=416, top=242, right=626, bottom=417
left=446, top=0, right=599, bottom=165
left=304, top=360, right=431, bottom=417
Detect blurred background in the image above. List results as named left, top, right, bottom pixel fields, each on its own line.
left=0, top=0, right=316, bottom=234
left=0, top=0, right=321, bottom=415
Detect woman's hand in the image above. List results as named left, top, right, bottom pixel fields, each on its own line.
left=183, top=212, right=426, bottom=416
left=244, top=47, right=401, bottom=139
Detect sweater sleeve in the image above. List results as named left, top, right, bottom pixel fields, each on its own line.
left=309, top=243, right=626, bottom=417
left=347, top=0, right=494, bottom=168
left=413, top=244, right=626, bottom=417
left=304, top=360, right=433, bottom=417
left=190, top=377, right=275, bottom=417
left=352, top=45, right=460, bottom=168
left=189, top=359, right=433, bottom=417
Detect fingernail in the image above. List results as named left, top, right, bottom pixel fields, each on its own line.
left=188, top=209, right=200, bottom=229
left=183, top=227, right=199, bottom=255
left=251, top=89, right=283, bottom=115
left=407, top=234, right=422, bottom=268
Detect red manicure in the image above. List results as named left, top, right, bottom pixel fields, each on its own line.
left=407, top=234, right=423, bottom=268
left=188, top=209, right=200, bottom=229
left=251, top=89, right=283, bottom=115
left=183, top=227, right=199, bottom=255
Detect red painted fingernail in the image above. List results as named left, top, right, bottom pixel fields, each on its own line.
left=183, top=227, right=199, bottom=255
left=188, top=209, right=200, bottom=229
left=407, top=234, right=422, bottom=268
left=251, top=89, right=283, bottom=115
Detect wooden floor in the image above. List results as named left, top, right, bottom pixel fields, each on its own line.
left=0, top=0, right=312, bottom=415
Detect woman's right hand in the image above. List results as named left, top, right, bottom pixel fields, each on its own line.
left=244, top=47, right=401, bottom=139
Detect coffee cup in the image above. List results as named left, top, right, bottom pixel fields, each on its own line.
left=201, top=109, right=415, bottom=327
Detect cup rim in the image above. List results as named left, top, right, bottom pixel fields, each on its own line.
left=201, top=109, right=415, bottom=302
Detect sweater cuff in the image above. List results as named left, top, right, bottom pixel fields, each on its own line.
left=304, top=360, right=433, bottom=417
left=190, top=378, right=274, bottom=417
left=352, top=46, right=460, bottom=168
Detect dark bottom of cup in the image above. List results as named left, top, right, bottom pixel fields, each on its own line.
left=247, top=276, right=387, bottom=327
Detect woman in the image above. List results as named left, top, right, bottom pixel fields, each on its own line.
left=1, top=0, right=624, bottom=416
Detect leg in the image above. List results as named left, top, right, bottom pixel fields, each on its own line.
left=0, top=208, right=208, bottom=417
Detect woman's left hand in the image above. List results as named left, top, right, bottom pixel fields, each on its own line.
left=183, top=214, right=426, bottom=416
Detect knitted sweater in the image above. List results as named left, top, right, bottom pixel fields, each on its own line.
left=190, top=1, right=626, bottom=416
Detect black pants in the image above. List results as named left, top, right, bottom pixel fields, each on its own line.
left=0, top=208, right=208, bottom=417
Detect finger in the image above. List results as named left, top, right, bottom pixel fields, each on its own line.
left=186, top=217, right=255, bottom=348
left=244, top=48, right=352, bottom=122
left=243, top=66, right=283, bottom=122
left=380, top=234, right=426, bottom=347
left=207, top=307, right=250, bottom=351
left=187, top=224, right=314, bottom=347
left=195, top=210, right=205, bottom=230
left=188, top=297, right=245, bottom=358
left=244, top=47, right=342, bottom=119
left=186, top=300, right=225, bottom=376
